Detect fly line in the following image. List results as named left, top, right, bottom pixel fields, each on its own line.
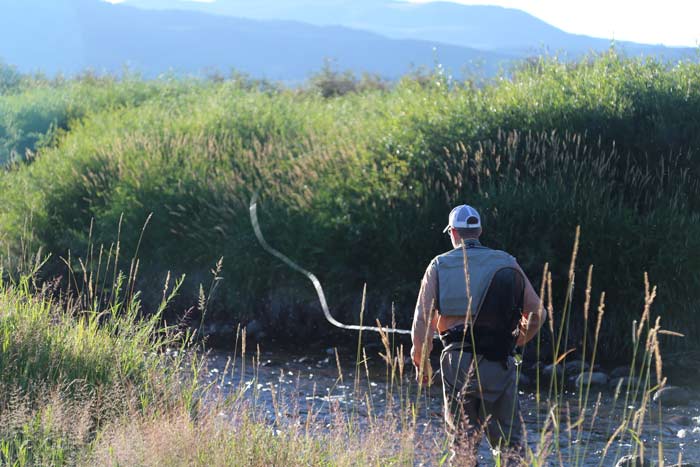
left=249, top=195, right=412, bottom=335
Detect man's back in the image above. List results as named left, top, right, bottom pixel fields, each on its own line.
left=410, top=204, right=545, bottom=465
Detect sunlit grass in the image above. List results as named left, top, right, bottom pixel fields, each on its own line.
left=0, top=50, right=697, bottom=464
left=0, top=227, right=688, bottom=466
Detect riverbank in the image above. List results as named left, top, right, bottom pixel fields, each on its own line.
left=1, top=268, right=697, bottom=466
left=0, top=273, right=422, bottom=466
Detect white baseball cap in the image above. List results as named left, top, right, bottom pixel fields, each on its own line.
left=443, top=204, right=482, bottom=233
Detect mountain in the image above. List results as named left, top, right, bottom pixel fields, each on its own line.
left=122, top=0, right=698, bottom=60
left=0, top=0, right=513, bottom=80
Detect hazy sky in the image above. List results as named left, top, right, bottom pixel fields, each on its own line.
left=408, top=0, right=700, bottom=47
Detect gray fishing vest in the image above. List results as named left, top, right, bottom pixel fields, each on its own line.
left=435, top=242, right=518, bottom=317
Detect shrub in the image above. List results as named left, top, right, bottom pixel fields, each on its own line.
left=0, top=60, right=22, bottom=95
left=0, top=51, right=698, bottom=359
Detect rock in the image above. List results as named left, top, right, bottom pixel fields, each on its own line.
left=565, top=375, right=579, bottom=391
left=610, top=366, right=631, bottom=379
left=245, top=320, right=266, bottom=339
left=522, top=362, right=541, bottom=378
left=609, top=376, right=640, bottom=393
left=575, top=372, right=609, bottom=389
left=201, top=322, right=236, bottom=337
left=677, top=428, right=688, bottom=439
left=542, top=363, right=564, bottom=379
left=653, top=386, right=692, bottom=406
left=518, top=372, right=532, bottom=387
left=614, top=454, right=652, bottom=467
left=197, top=322, right=238, bottom=347
left=666, top=415, right=693, bottom=427
left=564, top=360, right=590, bottom=374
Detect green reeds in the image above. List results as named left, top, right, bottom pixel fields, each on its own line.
left=1, top=53, right=699, bottom=359
left=0, top=230, right=688, bottom=466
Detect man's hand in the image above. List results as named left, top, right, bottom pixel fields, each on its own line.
left=415, top=361, right=433, bottom=387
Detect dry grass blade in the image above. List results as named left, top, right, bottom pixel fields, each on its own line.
left=554, top=348, right=577, bottom=365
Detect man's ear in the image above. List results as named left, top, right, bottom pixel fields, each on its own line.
left=449, top=229, right=459, bottom=246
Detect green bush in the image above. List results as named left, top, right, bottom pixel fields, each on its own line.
left=0, top=76, right=192, bottom=164
left=1, top=51, right=699, bottom=359
left=0, top=61, right=22, bottom=95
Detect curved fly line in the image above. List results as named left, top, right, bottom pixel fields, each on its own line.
left=249, top=195, right=412, bottom=335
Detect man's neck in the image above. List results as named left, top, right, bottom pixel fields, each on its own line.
left=453, top=238, right=481, bottom=249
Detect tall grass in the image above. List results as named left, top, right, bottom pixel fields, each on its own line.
left=513, top=230, right=684, bottom=466
left=0, top=229, right=690, bottom=466
left=1, top=51, right=699, bottom=359
left=0, top=250, right=193, bottom=465
left=0, top=254, right=423, bottom=466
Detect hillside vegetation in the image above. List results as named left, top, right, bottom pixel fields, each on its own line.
left=1, top=51, right=699, bottom=359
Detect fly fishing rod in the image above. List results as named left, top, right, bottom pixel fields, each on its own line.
left=249, top=195, right=412, bottom=335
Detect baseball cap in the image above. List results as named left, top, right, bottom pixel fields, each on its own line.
left=442, top=204, right=481, bottom=233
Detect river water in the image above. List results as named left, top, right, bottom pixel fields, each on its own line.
left=201, top=346, right=700, bottom=466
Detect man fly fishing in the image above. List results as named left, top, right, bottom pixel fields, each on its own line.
left=411, top=204, right=545, bottom=465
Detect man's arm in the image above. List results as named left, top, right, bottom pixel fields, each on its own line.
left=411, top=261, right=438, bottom=379
left=515, top=265, right=545, bottom=347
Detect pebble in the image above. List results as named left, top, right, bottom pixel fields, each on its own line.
left=614, top=454, right=652, bottom=467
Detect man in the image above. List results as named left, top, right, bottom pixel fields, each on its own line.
left=411, top=204, right=544, bottom=465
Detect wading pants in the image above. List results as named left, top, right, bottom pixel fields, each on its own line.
left=440, top=349, right=523, bottom=465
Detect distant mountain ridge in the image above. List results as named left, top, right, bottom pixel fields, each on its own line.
left=0, top=0, right=514, bottom=79
left=122, top=0, right=697, bottom=59
left=0, top=0, right=696, bottom=80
